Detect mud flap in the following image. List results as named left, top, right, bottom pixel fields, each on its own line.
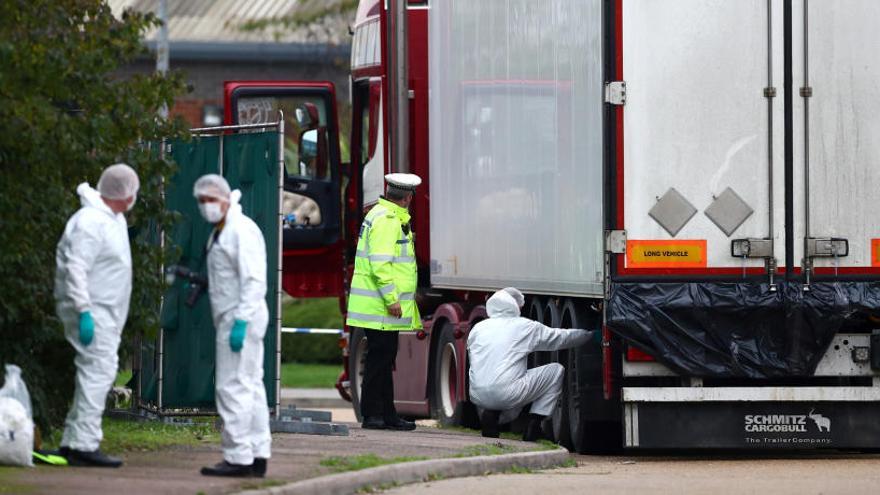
left=624, top=401, right=880, bottom=449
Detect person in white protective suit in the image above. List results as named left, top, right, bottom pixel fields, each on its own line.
left=193, top=174, right=272, bottom=478
left=467, top=288, right=597, bottom=441
left=55, top=163, right=140, bottom=467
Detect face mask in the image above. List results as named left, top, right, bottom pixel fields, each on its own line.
left=198, top=202, right=224, bottom=224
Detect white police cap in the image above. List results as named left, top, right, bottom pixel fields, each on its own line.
left=384, top=173, right=422, bottom=192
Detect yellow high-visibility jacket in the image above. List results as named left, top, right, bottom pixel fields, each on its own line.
left=346, top=198, right=421, bottom=331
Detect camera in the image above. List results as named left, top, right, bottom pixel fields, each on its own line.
left=166, top=265, right=208, bottom=308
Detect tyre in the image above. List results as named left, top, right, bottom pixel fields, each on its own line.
left=430, top=322, right=473, bottom=427
left=562, top=300, right=622, bottom=454
left=544, top=299, right=572, bottom=449
left=527, top=297, right=551, bottom=368
left=348, top=327, right=368, bottom=423
left=527, top=297, right=545, bottom=324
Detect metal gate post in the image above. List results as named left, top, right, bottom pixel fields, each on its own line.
left=275, top=111, right=285, bottom=418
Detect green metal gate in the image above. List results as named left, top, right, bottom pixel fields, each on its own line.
left=139, top=117, right=284, bottom=415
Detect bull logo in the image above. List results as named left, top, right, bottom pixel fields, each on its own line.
left=808, top=408, right=831, bottom=433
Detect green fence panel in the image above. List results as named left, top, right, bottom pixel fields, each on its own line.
left=141, top=131, right=280, bottom=410
left=222, top=131, right=281, bottom=409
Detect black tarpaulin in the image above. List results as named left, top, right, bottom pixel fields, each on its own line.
left=607, top=281, right=880, bottom=378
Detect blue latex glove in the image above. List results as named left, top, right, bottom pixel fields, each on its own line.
left=79, top=311, right=95, bottom=346
left=230, top=320, right=247, bottom=352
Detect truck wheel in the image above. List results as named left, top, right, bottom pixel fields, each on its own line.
left=562, top=300, right=622, bottom=454
left=545, top=299, right=572, bottom=448
left=527, top=297, right=545, bottom=323
left=527, top=297, right=551, bottom=368
left=430, top=322, right=469, bottom=426
left=348, top=327, right=367, bottom=423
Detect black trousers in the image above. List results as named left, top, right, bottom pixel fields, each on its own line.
left=360, top=329, right=400, bottom=420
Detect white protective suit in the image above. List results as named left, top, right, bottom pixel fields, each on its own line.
left=205, top=190, right=272, bottom=466
left=467, top=291, right=593, bottom=424
left=54, top=183, right=132, bottom=451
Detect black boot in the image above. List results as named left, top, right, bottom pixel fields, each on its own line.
left=200, top=460, right=254, bottom=477
left=252, top=458, right=267, bottom=477
left=60, top=447, right=123, bottom=468
left=522, top=414, right=545, bottom=442
left=362, top=416, right=388, bottom=430
left=384, top=416, right=417, bottom=431
left=480, top=410, right=501, bottom=438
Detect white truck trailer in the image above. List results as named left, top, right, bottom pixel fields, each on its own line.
left=426, top=0, right=880, bottom=451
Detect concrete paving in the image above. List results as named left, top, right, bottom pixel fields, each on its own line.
left=7, top=419, right=538, bottom=495
left=384, top=452, right=880, bottom=495
left=279, top=388, right=348, bottom=409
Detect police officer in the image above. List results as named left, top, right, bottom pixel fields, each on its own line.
left=347, top=173, right=422, bottom=431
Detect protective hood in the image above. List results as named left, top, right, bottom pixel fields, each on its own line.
left=77, top=182, right=114, bottom=217
left=486, top=290, right=520, bottom=318
left=226, top=189, right=243, bottom=219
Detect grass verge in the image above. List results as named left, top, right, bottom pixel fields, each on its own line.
left=454, top=442, right=520, bottom=457
left=320, top=453, right=429, bottom=473
left=321, top=437, right=559, bottom=475
left=43, top=418, right=219, bottom=455
left=281, top=362, right=342, bottom=388
left=239, top=479, right=288, bottom=490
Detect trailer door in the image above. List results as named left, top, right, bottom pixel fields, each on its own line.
left=619, top=0, right=784, bottom=279
left=224, top=81, right=347, bottom=298
left=792, top=0, right=880, bottom=280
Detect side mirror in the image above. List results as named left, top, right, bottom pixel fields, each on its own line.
left=298, top=129, right=318, bottom=176
left=295, top=102, right=320, bottom=130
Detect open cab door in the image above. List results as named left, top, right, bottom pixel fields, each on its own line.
left=224, top=81, right=348, bottom=298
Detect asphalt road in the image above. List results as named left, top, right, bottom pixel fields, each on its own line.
left=384, top=451, right=880, bottom=494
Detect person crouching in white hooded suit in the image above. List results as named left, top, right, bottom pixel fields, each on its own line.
left=467, top=288, right=597, bottom=441
left=55, top=164, right=139, bottom=467
left=193, top=174, right=272, bottom=478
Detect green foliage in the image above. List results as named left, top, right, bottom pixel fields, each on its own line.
left=281, top=362, right=341, bottom=388
left=281, top=298, right=344, bottom=363
left=116, top=369, right=134, bottom=387
left=0, top=0, right=187, bottom=433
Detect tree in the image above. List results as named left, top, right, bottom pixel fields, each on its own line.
left=0, top=0, right=187, bottom=432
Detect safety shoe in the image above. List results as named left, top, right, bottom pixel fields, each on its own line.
left=522, top=415, right=545, bottom=442
left=384, top=416, right=417, bottom=431
left=252, top=458, right=267, bottom=478
left=200, top=460, right=254, bottom=477
left=59, top=447, right=123, bottom=468
left=480, top=410, right=501, bottom=438
left=361, top=416, right=388, bottom=430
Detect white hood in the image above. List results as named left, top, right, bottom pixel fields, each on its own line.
left=226, top=189, right=243, bottom=219
left=77, top=182, right=114, bottom=217
left=468, top=290, right=593, bottom=421
left=486, top=290, right=520, bottom=318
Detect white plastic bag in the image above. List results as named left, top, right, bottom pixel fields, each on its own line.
left=0, top=365, right=34, bottom=467
left=0, top=365, right=32, bottom=419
